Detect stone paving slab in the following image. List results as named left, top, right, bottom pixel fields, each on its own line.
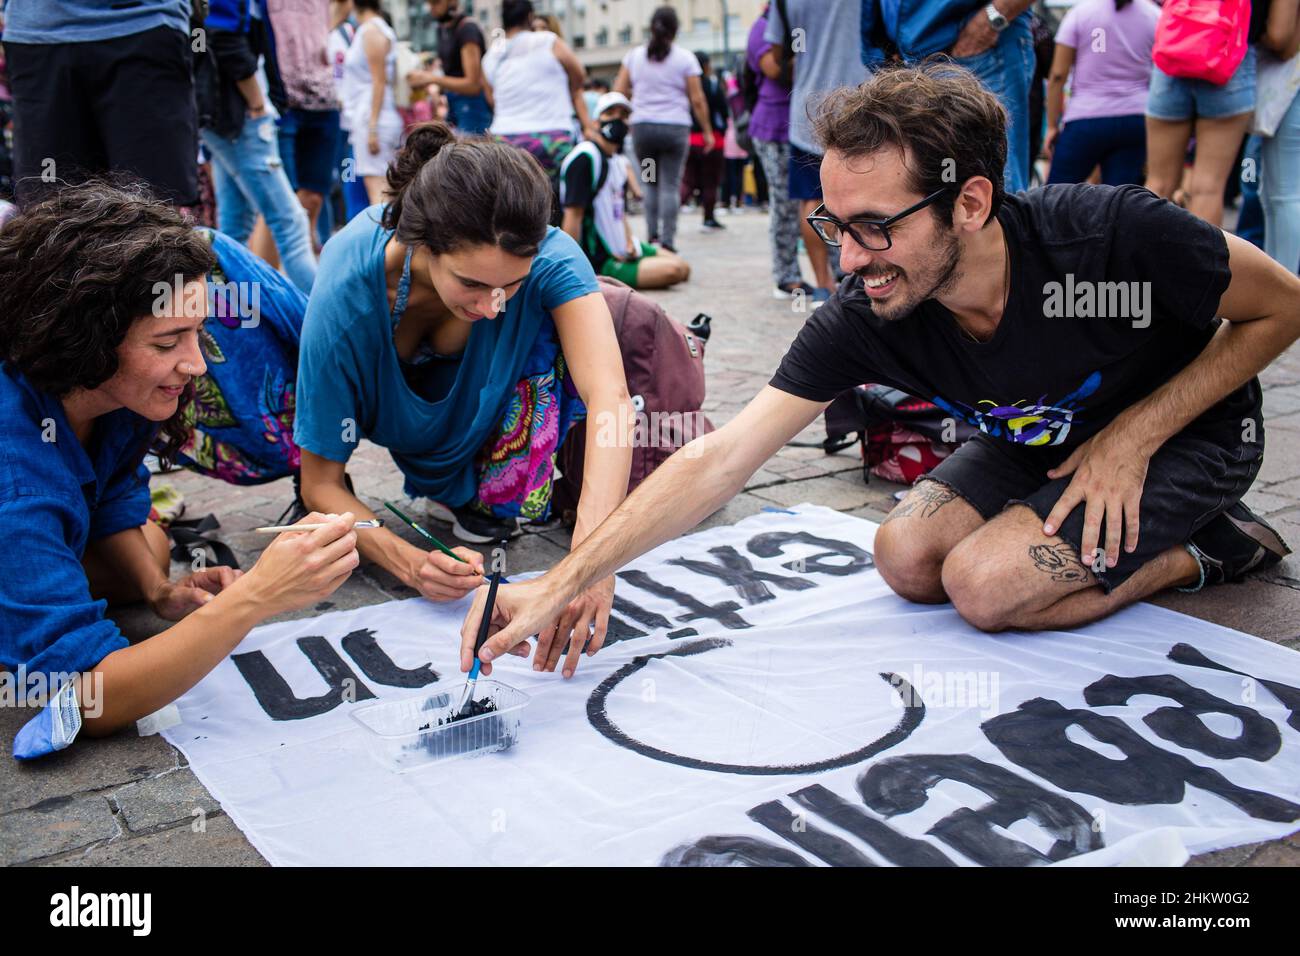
left=112, top=770, right=222, bottom=835
left=0, top=705, right=181, bottom=817
left=1, top=793, right=120, bottom=864
left=4, top=205, right=1299, bottom=867
left=40, top=814, right=268, bottom=867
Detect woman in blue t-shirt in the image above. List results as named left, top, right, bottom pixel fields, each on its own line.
left=0, top=183, right=361, bottom=755
left=294, top=122, right=632, bottom=669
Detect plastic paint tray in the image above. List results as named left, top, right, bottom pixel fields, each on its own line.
left=349, top=680, right=530, bottom=773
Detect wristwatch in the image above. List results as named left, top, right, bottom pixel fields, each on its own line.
left=984, top=3, right=1009, bottom=32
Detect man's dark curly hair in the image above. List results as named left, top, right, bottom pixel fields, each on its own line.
left=0, top=181, right=216, bottom=466
left=812, top=60, right=1008, bottom=228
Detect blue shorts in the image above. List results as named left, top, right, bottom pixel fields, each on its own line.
left=277, top=107, right=342, bottom=195
left=1147, top=45, right=1257, bottom=122
left=788, top=144, right=824, bottom=202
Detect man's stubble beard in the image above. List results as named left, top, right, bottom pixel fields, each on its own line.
left=865, top=229, right=963, bottom=322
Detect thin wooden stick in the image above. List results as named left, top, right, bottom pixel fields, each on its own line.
left=254, top=519, right=385, bottom=533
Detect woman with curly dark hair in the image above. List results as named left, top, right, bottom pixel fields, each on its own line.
left=0, top=182, right=361, bottom=756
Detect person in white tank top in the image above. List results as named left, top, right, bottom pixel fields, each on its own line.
left=479, top=1, right=592, bottom=188
left=341, top=0, right=403, bottom=202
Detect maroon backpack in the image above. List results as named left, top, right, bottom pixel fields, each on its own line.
left=555, top=277, right=714, bottom=517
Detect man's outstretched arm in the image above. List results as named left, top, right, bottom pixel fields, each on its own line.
left=459, top=385, right=828, bottom=677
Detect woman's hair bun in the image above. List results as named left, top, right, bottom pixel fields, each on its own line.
left=386, top=121, right=456, bottom=197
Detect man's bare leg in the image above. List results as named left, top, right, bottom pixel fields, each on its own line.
left=873, top=479, right=987, bottom=604
left=941, top=504, right=1200, bottom=632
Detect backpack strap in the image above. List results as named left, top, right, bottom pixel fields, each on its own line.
left=561, top=141, right=609, bottom=205
left=774, top=0, right=797, bottom=86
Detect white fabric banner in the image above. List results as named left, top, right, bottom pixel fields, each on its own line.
left=163, top=506, right=1300, bottom=866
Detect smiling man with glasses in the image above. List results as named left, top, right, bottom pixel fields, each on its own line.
left=453, top=62, right=1300, bottom=676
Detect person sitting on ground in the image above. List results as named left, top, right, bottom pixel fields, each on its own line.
left=294, top=123, right=633, bottom=654
left=560, top=92, right=690, bottom=290
left=0, top=182, right=360, bottom=752
left=457, top=62, right=1300, bottom=680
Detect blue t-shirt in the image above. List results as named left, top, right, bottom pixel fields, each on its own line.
left=294, top=207, right=599, bottom=507
left=0, top=1, right=191, bottom=44
left=0, top=363, right=155, bottom=681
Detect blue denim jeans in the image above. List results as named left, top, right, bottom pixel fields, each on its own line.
left=1261, top=89, right=1300, bottom=274
left=946, top=18, right=1034, bottom=194
left=446, top=91, right=492, bottom=135
left=1237, top=134, right=1265, bottom=249
left=200, top=113, right=317, bottom=294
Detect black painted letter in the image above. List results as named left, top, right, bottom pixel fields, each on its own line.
left=669, top=545, right=815, bottom=604
left=1084, top=673, right=1280, bottom=761
left=341, top=628, right=439, bottom=688
left=858, top=753, right=1102, bottom=865
left=745, top=531, right=874, bottom=576
left=232, top=635, right=377, bottom=720
left=984, top=697, right=1300, bottom=822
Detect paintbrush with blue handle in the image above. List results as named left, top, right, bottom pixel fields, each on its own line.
left=456, top=568, right=503, bottom=717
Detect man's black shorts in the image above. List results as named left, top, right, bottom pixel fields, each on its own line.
left=5, top=25, right=198, bottom=206
left=924, top=411, right=1265, bottom=593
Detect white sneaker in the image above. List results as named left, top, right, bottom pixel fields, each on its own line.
left=426, top=501, right=456, bottom=525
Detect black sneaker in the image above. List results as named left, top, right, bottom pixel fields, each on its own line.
left=520, top=515, right=564, bottom=535
left=450, top=504, right=520, bottom=545
left=1186, top=502, right=1291, bottom=587
left=773, top=281, right=815, bottom=300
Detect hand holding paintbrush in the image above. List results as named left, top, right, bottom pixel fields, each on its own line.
left=455, top=568, right=503, bottom=716
left=383, top=501, right=488, bottom=600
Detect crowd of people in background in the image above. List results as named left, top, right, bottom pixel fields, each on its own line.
left=2, top=1, right=1294, bottom=296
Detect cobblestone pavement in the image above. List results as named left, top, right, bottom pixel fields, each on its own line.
left=4, top=204, right=1298, bottom=867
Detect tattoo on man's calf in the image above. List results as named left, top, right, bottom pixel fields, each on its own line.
left=1028, top=542, right=1094, bottom=584
left=883, top=482, right=959, bottom=524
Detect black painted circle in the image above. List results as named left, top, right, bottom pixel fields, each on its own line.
left=585, top=638, right=925, bottom=775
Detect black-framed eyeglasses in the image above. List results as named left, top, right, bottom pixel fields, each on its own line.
left=806, top=188, right=951, bottom=251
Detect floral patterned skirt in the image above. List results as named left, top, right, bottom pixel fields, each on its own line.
left=467, top=318, right=585, bottom=524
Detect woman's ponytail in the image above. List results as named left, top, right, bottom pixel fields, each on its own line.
left=647, top=6, right=678, bottom=62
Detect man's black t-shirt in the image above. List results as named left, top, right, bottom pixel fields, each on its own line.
left=770, top=184, right=1260, bottom=454
left=437, top=14, right=485, bottom=78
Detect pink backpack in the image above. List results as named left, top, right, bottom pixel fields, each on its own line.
left=554, top=277, right=714, bottom=519
left=1153, top=0, right=1251, bottom=86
